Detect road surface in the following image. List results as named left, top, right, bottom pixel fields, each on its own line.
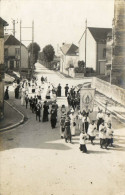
left=0, top=63, right=125, bottom=195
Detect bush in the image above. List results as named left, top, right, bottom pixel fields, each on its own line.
left=74, top=60, right=85, bottom=73
left=85, top=68, right=95, bottom=73
left=69, top=64, right=74, bottom=68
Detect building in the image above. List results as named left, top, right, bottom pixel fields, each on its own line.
left=79, top=27, right=112, bottom=75
left=105, top=31, right=113, bottom=76
left=60, top=43, right=78, bottom=75
left=112, top=0, right=125, bottom=87
left=0, top=17, right=8, bottom=120
left=51, top=55, right=60, bottom=70
left=4, top=34, right=29, bottom=73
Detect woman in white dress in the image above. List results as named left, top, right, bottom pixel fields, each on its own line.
left=77, top=111, right=83, bottom=132
left=69, top=110, right=76, bottom=136
left=21, top=88, right=25, bottom=106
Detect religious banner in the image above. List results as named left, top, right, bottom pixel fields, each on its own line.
left=80, top=88, right=95, bottom=112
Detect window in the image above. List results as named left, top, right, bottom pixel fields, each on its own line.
left=103, top=48, right=106, bottom=58
left=16, top=61, right=20, bottom=69
left=4, top=48, right=8, bottom=57
left=15, top=48, right=20, bottom=56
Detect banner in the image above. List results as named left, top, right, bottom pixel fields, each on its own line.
left=80, top=88, right=95, bottom=112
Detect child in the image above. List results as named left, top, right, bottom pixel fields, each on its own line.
left=79, top=131, right=88, bottom=153
left=60, top=115, right=65, bottom=139
left=88, top=120, right=97, bottom=145
left=106, top=123, right=114, bottom=147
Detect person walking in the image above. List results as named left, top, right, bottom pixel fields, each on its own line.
left=36, top=104, right=41, bottom=122
left=43, top=101, right=49, bottom=122
left=77, top=111, right=83, bottom=132
left=99, top=122, right=107, bottom=149
left=79, top=131, right=88, bottom=153
left=4, top=86, right=9, bottom=100
left=57, top=84, right=62, bottom=97
left=25, top=95, right=29, bottom=109
left=60, top=115, right=65, bottom=138
left=69, top=109, right=76, bottom=136
left=64, top=116, right=72, bottom=143
left=97, top=109, right=104, bottom=130
left=88, top=120, right=97, bottom=145
left=50, top=105, right=57, bottom=128
left=64, top=84, right=69, bottom=97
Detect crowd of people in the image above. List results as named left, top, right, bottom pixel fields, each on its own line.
left=4, top=76, right=114, bottom=155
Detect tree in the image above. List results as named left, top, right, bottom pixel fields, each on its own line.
left=43, top=45, right=55, bottom=63
left=28, top=42, right=40, bottom=64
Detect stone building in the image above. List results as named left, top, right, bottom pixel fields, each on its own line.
left=112, top=0, right=125, bottom=88
left=0, top=17, right=8, bottom=120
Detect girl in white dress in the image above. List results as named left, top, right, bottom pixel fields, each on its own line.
left=69, top=110, right=76, bottom=136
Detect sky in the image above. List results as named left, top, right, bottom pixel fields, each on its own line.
left=0, top=0, right=114, bottom=54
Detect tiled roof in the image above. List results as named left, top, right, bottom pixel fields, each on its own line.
left=61, top=43, right=78, bottom=55
left=79, top=27, right=112, bottom=43
left=88, top=27, right=112, bottom=43
left=4, top=34, right=27, bottom=48
left=4, top=35, right=10, bottom=42
left=0, top=17, right=8, bottom=26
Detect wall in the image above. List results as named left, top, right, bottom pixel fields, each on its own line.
left=21, top=46, right=28, bottom=69
left=68, top=68, right=75, bottom=77
left=97, top=43, right=106, bottom=74
left=79, top=28, right=96, bottom=70
left=91, top=77, right=125, bottom=105
left=60, top=53, right=78, bottom=75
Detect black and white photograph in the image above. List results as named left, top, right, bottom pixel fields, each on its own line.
left=0, top=0, right=125, bottom=194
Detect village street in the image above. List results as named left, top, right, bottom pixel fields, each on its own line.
left=0, top=63, right=125, bottom=195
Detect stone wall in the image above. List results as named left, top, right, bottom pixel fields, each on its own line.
left=91, top=77, right=125, bottom=105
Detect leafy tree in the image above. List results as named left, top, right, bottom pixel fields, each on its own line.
left=28, top=42, right=40, bottom=64
left=43, top=45, right=55, bottom=63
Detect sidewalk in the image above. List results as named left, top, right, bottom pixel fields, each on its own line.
left=0, top=100, right=24, bottom=132
left=95, top=91, right=125, bottom=123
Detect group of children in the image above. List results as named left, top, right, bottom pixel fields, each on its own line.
left=59, top=105, right=114, bottom=154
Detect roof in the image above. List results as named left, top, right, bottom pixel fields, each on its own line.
left=0, top=17, right=8, bottom=26
left=88, top=27, right=112, bottom=43
left=4, top=34, right=27, bottom=48
left=60, top=43, right=78, bottom=55
left=4, top=35, right=10, bottom=42
left=79, top=27, right=112, bottom=43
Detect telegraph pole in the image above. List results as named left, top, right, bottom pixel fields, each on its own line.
left=20, top=20, right=22, bottom=77
left=85, top=19, right=87, bottom=71
left=4, top=19, right=18, bottom=36
left=20, top=20, right=34, bottom=79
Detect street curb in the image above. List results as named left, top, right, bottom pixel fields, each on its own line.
left=0, top=101, right=25, bottom=132
left=95, top=99, right=125, bottom=123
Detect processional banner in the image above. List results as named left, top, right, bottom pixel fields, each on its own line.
left=80, top=88, right=95, bottom=112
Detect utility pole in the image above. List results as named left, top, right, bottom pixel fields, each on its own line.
left=5, top=19, right=18, bottom=36
left=20, top=20, right=34, bottom=79
left=85, top=19, right=87, bottom=71
left=20, top=20, right=22, bottom=77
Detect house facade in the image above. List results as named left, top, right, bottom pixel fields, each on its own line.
left=60, top=43, right=78, bottom=75
left=4, top=35, right=29, bottom=71
left=0, top=17, right=8, bottom=120
left=79, top=27, right=112, bottom=75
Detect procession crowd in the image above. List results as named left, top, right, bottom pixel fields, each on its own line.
left=4, top=76, right=114, bottom=154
